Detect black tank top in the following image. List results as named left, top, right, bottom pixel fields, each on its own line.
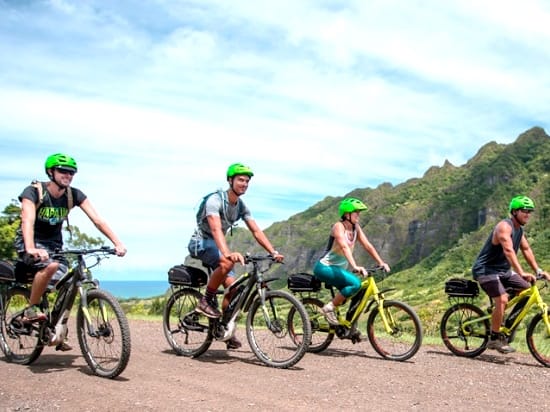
left=472, top=218, right=522, bottom=278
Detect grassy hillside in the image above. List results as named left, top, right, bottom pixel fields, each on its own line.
left=224, top=126, right=550, bottom=336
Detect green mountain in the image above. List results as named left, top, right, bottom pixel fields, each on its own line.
left=224, top=126, right=550, bottom=336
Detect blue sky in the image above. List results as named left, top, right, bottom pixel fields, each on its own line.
left=1, top=0, right=549, bottom=280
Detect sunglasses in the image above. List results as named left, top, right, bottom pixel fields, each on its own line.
left=518, top=209, right=534, bottom=214
left=55, top=168, right=76, bottom=176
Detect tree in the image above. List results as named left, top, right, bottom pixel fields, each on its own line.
left=0, top=201, right=20, bottom=259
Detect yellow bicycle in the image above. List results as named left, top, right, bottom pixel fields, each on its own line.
left=440, top=276, right=550, bottom=367
left=287, top=267, right=423, bottom=361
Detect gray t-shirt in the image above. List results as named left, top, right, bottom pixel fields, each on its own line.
left=196, top=190, right=252, bottom=238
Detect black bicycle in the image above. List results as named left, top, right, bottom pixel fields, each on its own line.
left=163, top=253, right=311, bottom=369
left=0, top=247, right=131, bottom=378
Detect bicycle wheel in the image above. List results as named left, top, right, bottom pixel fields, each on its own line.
left=526, top=309, right=550, bottom=367
left=367, top=300, right=422, bottom=361
left=0, top=286, right=44, bottom=365
left=163, top=287, right=212, bottom=357
left=76, top=288, right=131, bottom=378
left=288, top=297, right=334, bottom=353
left=440, top=302, right=489, bottom=357
left=246, top=290, right=311, bottom=368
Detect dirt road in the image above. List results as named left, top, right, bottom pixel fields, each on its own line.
left=1, top=319, right=549, bottom=411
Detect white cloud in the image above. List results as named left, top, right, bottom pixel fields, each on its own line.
left=1, top=0, right=549, bottom=279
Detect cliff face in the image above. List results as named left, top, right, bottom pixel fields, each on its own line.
left=224, top=127, right=550, bottom=276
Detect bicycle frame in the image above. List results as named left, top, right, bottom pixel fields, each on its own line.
left=460, top=282, right=550, bottom=337
left=215, top=256, right=280, bottom=338
left=335, top=273, right=396, bottom=334
left=287, top=267, right=422, bottom=361
left=163, top=253, right=311, bottom=368
left=1, top=247, right=131, bottom=378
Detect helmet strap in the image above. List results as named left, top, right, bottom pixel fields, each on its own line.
left=511, top=211, right=524, bottom=226
left=227, top=178, right=240, bottom=198
left=48, top=169, right=68, bottom=190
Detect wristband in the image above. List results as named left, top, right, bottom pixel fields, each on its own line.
left=536, top=268, right=544, bottom=275
left=271, top=250, right=279, bottom=256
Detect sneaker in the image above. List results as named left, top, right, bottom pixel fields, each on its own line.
left=196, top=297, right=221, bottom=318
left=487, top=334, right=516, bottom=354
left=23, top=305, right=47, bottom=323
left=226, top=335, right=242, bottom=350
left=55, top=341, right=72, bottom=352
left=321, top=304, right=339, bottom=326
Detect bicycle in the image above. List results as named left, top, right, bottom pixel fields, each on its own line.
left=287, top=266, right=423, bottom=361
left=163, top=253, right=311, bottom=369
left=0, top=247, right=131, bottom=378
left=440, top=276, right=550, bottom=366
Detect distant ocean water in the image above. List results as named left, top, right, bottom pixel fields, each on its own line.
left=99, top=281, right=171, bottom=299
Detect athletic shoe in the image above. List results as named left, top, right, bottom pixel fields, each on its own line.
left=196, top=297, right=221, bottom=318
left=226, top=336, right=242, bottom=350
left=23, top=305, right=47, bottom=323
left=487, top=334, right=515, bottom=354
left=321, top=304, right=339, bottom=326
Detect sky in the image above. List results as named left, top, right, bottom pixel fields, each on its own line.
left=1, top=0, right=549, bottom=281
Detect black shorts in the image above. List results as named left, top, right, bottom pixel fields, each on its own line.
left=476, top=271, right=530, bottom=298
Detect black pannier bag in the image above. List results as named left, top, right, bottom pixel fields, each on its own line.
left=168, top=264, right=207, bottom=287
left=0, top=260, right=16, bottom=283
left=444, top=278, right=479, bottom=297
left=287, top=272, right=322, bottom=292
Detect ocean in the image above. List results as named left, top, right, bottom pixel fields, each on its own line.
left=99, top=280, right=171, bottom=299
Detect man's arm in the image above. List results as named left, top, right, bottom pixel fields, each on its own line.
left=79, top=198, right=127, bottom=256
left=494, top=221, right=535, bottom=282
left=245, top=219, right=283, bottom=262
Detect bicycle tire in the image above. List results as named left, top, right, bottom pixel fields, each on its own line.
left=246, top=289, right=311, bottom=368
left=440, top=302, right=489, bottom=358
left=0, top=286, right=44, bottom=365
left=163, top=287, right=212, bottom=357
left=367, top=300, right=422, bottom=361
left=288, top=297, right=334, bottom=353
left=526, top=309, right=550, bottom=367
left=76, top=288, right=131, bottom=378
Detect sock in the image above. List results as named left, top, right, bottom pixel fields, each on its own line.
left=204, top=287, right=217, bottom=303
left=490, top=331, right=500, bottom=340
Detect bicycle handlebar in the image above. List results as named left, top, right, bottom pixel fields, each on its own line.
left=243, top=253, right=279, bottom=264
left=52, top=246, right=117, bottom=256
left=352, top=265, right=386, bottom=275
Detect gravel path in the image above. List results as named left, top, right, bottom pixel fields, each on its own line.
left=1, top=319, right=549, bottom=411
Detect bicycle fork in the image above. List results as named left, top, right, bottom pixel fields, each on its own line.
left=258, top=287, right=282, bottom=334
left=375, top=298, right=397, bottom=334
left=79, top=289, right=107, bottom=338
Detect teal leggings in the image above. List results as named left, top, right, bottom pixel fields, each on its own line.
left=313, top=261, right=361, bottom=298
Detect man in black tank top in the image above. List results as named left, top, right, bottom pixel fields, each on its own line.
left=472, top=195, right=548, bottom=353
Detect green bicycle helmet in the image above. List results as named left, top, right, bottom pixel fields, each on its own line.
left=509, top=195, right=535, bottom=212
left=339, top=197, right=368, bottom=217
left=44, top=153, right=78, bottom=173
left=227, top=163, right=254, bottom=178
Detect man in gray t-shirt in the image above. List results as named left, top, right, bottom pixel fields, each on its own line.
left=188, top=163, right=284, bottom=349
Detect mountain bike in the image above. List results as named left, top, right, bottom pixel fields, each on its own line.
left=287, top=267, right=423, bottom=361
left=0, top=247, right=131, bottom=378
left=440, top=275, right=550, bottom=367
left=163, top=253, right=311, bottom=369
